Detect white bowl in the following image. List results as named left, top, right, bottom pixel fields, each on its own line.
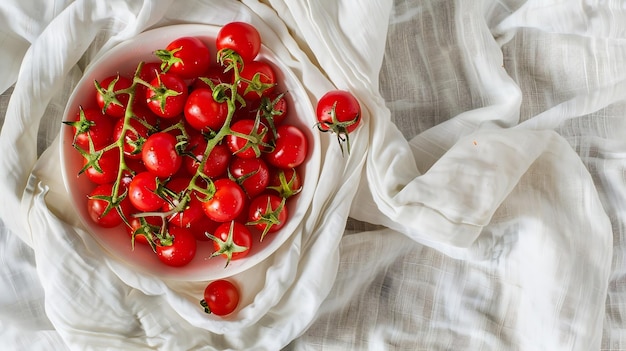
left=60, top=24, right=320, bottom=281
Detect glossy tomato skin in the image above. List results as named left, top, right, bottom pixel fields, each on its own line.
left=267, top=167, right=302, bottom=198
left=183, top=135, right=231, bottom=179
left=265, top=125, right=308, bottom=169
left=96, top=75, right=133, bottom=118
left=184, top=88, right=229, bottom=133
left=128, top=171, right=165, bottom=212
left=161, top=177, right=205, bottom=228
left=237, top=60, right=276, bottom=101
left=216, top=22, right=261, bottom=62
left=142, top=132, right=183, bottom=178
left=316, top=90, right=361, bottom=133
left=69, top=108, right=114, bottom=151
left=202, top=279, right=240, bottom=316
left=87, top=183, right=133, bottom=228
left=145, top=73, right=189, bottom=118
left=211, top=221, right=252, bottom=261
left=158, top=36, right=210, bottom=80
left=228, top=157, right=270, bottom=198
left=84, top=148, right=120, bottom=185
left=202, top=178, right=246, bottom=223
left=226, top=119, right=270, bottom=159
left=248, top=193, right=288, bottom=235
left=155, top=226, right=197, bottom=267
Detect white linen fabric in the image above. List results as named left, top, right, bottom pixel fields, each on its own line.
left=1, top=0, right=625, bottom=350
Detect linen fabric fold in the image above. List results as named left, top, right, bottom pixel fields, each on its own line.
left=1, top=0, right=624, bottom=350
left=1, top=0, right=391, bottom=349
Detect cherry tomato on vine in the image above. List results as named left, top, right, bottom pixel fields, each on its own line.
left=247, top=193, right=288, bottom=240
left=228, top=157, right=270, bottom=198
left=95, top=74, right=133, bottom=118
left=142, top=132, right=183, bottom=178
left=265, top=125, right=308, bottom=169
left=66, top=107, right=114, bottom=151
left=216, top=22, right=261, bottom=62
left=128, top=171, right=165, bottom=212
left=237, top=60, right=276, bottom=101
left=316, top=90, right=361, bottom=154
left=207, top=221, right=252, bottom=265
left=184, top=87, right=229, bottom=133
left=161, top=177, right=205, bottom=228
left=87, top=183, right=133, bottom=228
left=83, top=148, right=120, bottom=185
left=155, top=225, right=197, bottom=267
left=267, top=167, right=302, bottom=198
left=202, top=178, right=246, bottom=223
left=145, top=73, right=188, bottom=118
left=155, top=36, right=210, bottom=80
left=183, top=135, right=231, bottom=179
left=226, top=119, right=271, bottom=159
left=200, top=279, right=240, bottom=316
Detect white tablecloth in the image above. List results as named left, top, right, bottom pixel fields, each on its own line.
left=1, top=0, right=625, bottom=350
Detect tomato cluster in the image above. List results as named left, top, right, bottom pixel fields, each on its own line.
left=65, top=22, right=308, bottom=270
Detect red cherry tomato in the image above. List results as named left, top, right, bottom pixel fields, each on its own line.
left=226, top=119, right=270, bottom=159
left=66, top=107, right=114, bottom=151
left=87, top=183, right=133, bottom=228
left=142, top=132, right=183, bottom=178
left=128, top=171, right=165, bottom=212
left=202, top=178, right=246, bottom=223
left=155, top=225, right=197, bottom=267
left=155, top=36, right=210, bottom=80
left=161, top=177, right=205, bottom=228
left=145, top=73, right=188, bottom=118
left=316, top=90, right=361, bottom=154
left=247, top=193, right=288, bottom=239
left=267, top=167, right=302, bottom=198
left=201, top=279, right=240, bottom=316
left=183, top=135, right=231, bottom=179
left=208, top=221, right=252, bottom=265
left=95, top=74, right=133, bottom=118
left=237, top=60, right=276, bottom=101
left=184, top=88, right=228, bottom=133
left=83, top=148, right=120, bottom=185
left=216, top=22, right=261, bottom=62
left=265, top=125, right=308, bottom=169
left=316, top=90, right=361, bottom=133
left=228, top=157, right=270, bottom=198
